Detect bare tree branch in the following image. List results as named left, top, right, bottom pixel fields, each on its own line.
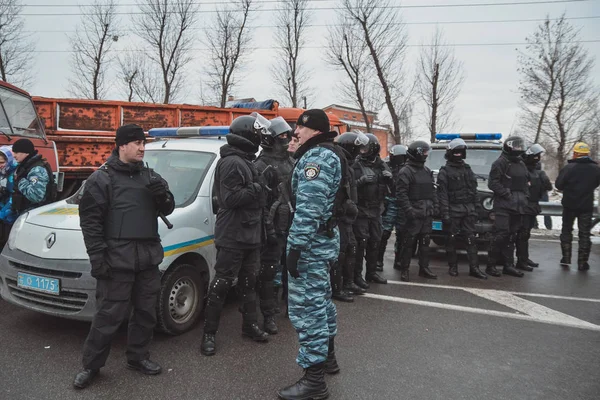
left=416, top=26, right=465, bottom=142
left=0, top=0, right=35, bottom=88
left=116, top=49, right=162, bottom=103
left=134, top=0, right=199, bottom=104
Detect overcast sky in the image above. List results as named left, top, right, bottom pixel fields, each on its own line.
left=21, top=0, right=600, bottom=140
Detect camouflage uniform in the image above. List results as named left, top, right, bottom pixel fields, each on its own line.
left=287, top=137, right=341, bottom=369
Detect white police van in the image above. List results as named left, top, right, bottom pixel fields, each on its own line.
left=0, top=126, right=232, bottom=335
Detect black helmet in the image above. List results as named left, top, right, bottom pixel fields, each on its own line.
left=261, top=116, right=292, bottom=151
left=445, top=138, right=467, bottom=161
left=334, top=131, right=369, bottom=159
left=503, top=135, right=526, bottom=157
left=230, top=113, right=270, bottom=150
left=522, top=143, right=545, bottom=166
left=407, top=140, right=431, bottom=162
left=389, top=144, right=407, bottom=167
left=360, top=133, right=380, bottom=161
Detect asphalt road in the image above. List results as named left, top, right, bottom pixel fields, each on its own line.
left=0, top=237, right=598, bottom=400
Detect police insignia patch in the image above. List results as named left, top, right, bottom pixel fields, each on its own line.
left=30, top=177, right=38, bottom=184
left=304, top=163, right=320, bottom=180
left=302, top=115, right=309, bottom=124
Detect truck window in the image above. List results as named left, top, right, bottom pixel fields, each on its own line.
left=0, top=86, right=44, bottom=138
left=426, top=149, right=502, bottom=178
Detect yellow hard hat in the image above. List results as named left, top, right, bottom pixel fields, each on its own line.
left=573, top=142, right=591, bottom=156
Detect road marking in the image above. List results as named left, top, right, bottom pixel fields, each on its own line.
left=386, top=280, right=600, bottom=303
left=362, top=293, right=600, bottom=332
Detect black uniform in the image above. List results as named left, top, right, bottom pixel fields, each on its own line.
left=437, top=160, right=486, bottom=278
left=487, top=152, right=530, bottom=276
left=555, top=156, right=600, bottom=270
left=396, top=159, right=438, bottom=279
left=79, top=150, right=174, bottom=371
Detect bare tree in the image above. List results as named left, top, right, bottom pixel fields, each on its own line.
left=0, top=0, right=35, bottom=87
left=417, top=27, right=465, bottom=142
left=117, top=49, right=162, bottom=102
left=340, top=0, right=410, bottom=144
left=204, top=0, right=253, bottom=108
left=518, top=15, right=598, bottom=168
left=135, top=0, right=199, bottom=104
left=271, top=0, right=311, bottom=108
left=68, top=0, right=118, bottom=100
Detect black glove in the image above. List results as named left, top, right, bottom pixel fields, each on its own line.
left=357, top=175, right=377, bottom=186
left=90, top=260, right=111, bottom=280
left=147, top=180, right=167, bottom=200
left=286, top=249, right=301, bottom=279
left=266, top=231, right=279, bottom=245
left=382, top=170, right=393, bottom=180
left=442, top=216, right=452, bottom=231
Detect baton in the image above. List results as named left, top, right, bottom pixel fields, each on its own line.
left=146, top=163, right=174, bottom=229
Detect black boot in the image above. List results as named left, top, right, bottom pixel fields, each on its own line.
left=466, top=240, right=486, bottom=279
left=366, top=272, right=387, bottom=284
left=400, top=269, right=409, bottom=282
left=354, top=276, right=369, bottom=290
left=560, top=240, right=572, bottom=266
left=418, top=266, right=437, bottom=279
left=375, top=261, right=384, bottom=272
left=242, top=323, right=269, bottom=342
left=324, top=337, right=340, bottom=374
left=73, top=369, right=99, bottom=389
left=516, top=260, right=534, bottom=272
left=448, top=265, right=458, bottom=277
left=527, top=259, right=539, bottom=268
left=343, top=281, right=365, bottom=295
left=485, top=265, right=502, bottom=277
left=264, top=316, right=278, bottom=335
left=277, top=363, right=329, bottom=400
left=332, top=289, right=354, bottom=302
left=503, top=265, right=524, bottom=277
left=578, top=262, right=590, bottom=271
left=469, top=266, right=487, bottom=279
left=201, top=333, right=216, bottom=356
left=127, top=359, right=162, bottom=375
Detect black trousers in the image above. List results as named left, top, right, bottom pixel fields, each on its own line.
left=258, top=236, right=285, bottom=317
left=204, top=246, right=260, bottom=334
left=560, top=208, right=593, bottom=264
left=445, top=215, right=478, bottom=268
left=516, top=214, right=536, bottom=265
left=488, top=213, right=524, bottom=268
left=354, top=217, right=383, bottom=277
left=333, top=222, right=357, bottom=289
left=82, top=267, right=161, bottom=370
left=400, top=216, right=433, bottom=270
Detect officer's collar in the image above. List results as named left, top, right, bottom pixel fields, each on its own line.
left=293, top=131, right=337, bottom=160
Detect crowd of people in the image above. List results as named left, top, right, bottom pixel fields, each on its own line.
left=69, top=114, right=599, bottom=400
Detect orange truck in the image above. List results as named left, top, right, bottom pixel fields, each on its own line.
left=32, top=96, right=348, bottom=197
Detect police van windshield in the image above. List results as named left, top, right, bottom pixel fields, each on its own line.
left=426, top=149, right=501, bottom=178
left=0, top=86, right=45, bottom=139
left=144, top=150, right=214, bottom=207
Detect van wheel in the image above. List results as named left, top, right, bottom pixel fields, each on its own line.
left=157, top=263, right=206, bottom=335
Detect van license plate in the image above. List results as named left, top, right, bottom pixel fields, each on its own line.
left=17, top=272, right=60, bottom=295
left=432, top=221, right=443, bottom=231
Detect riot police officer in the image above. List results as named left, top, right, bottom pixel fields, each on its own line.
left=556, top=142, right=600, bottom=271
left=333, top=131, right=369, bottom=298
left=352, top=134, right=391, bottom=286
left=201, top=114, right=270, bottom=357
left=74, top=124, right=175, bottom=389
left=377, top=144, right=407, bottom=271
left=486, top=136, right=530, bottom=278
left=437, top=139, right=487, bottom=279
left=254, top=116, right=295, bottom=333
left=396, top=140, right=438, bottom=282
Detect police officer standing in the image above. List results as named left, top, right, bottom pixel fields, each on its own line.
left=437, top=139, right=487, bottom=279
left=377, top=144, right=408, bottom=271
left=396, top=140, right=439, bottom=282
left=254, top=116, right=295, bottom=334
left=278, top=109, right=342, bottom=400
left=517, top=144, right=552, bottom=270
left=11, top=138, right=55, bottom=217
left=73, top=124, right=175, bottom=389
left=353, top=134, right=391, bottom=286
left=556, top=142, right=600, bottom=271
left=486, top=136, right=529, bottom=278
left=201, top=115, right=270, bottom=356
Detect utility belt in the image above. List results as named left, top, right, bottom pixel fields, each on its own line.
left=317, top=218, right=337, bottom=238
left=358, top=199, right=381, bottom=209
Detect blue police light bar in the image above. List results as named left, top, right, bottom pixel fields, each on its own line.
left=149, top=126, right=230, bottom=137
left=435, top=133, right=502, bottom=141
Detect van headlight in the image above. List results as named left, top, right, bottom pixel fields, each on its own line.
left=7, top=212, right=28, bottom=250
left=482, top=197, right=494, bottom=211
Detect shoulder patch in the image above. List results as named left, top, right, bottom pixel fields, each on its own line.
left=30, top=176, right=38, bottom=184
left=304, top=162, right=321, bottom=180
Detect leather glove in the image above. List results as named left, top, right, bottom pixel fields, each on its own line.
left=382, top=170, right=393, bottom=180
left=266, top=231, right=279, bottom=245
left=90, top=260, right=111, bottom=280
left=357, top=175, right=377, bottom=186
left=286, top=249, right=301, bottom=279
left=146, top=180, right=167, bottom=200
left=252, top=182, right=263, bottom=193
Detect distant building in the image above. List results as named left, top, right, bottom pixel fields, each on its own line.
left=323, top=104, right=392, bottom=157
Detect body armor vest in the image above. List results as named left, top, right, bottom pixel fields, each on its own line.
left=528, top=168, right=543, bottom=203
left=505, top=162, right=528, bottom=192
left=442, top=164, right=475, bottom=204
left=408, top=166, right=434, bottom=201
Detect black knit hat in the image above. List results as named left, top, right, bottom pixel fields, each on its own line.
left=116, top=124, right=145, bottom=146
left=12, top=139, right=35, bottom=154
left=296, top=109, right=330, bottom=133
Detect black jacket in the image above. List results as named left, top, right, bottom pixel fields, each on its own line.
left=79, top=150, right=174, bottom=271
left=338, top=146, right=359, bottom=225
left=395, top=160, right=438, bottom=219
left=524, top=164, right=552, bottom=215
left=555, top=157, right=600, bottom=212
left=214, top=134, right=264, bottom=249
left=353, top=156, right=392, bottom=218
left=488, top=153, right=530, bottom=215
left=437, top=160, right=478, bottom=219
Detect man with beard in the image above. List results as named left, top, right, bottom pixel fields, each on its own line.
left=201, top=114, right=270, bottom=357
left=377, top=144, right=408, bottom=272
left=254, top=116, right=295, bottom=334
left=352, top=134, right=391, bottom=287
left=437, top=138, right=487, bottom=279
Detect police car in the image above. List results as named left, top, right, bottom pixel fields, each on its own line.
left=0, top=126, right=232, bottom=335
left=425, top=133, right=503, bottom=246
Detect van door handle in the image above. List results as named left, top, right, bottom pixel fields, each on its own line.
left=204, top=218, right=209, bottom=225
